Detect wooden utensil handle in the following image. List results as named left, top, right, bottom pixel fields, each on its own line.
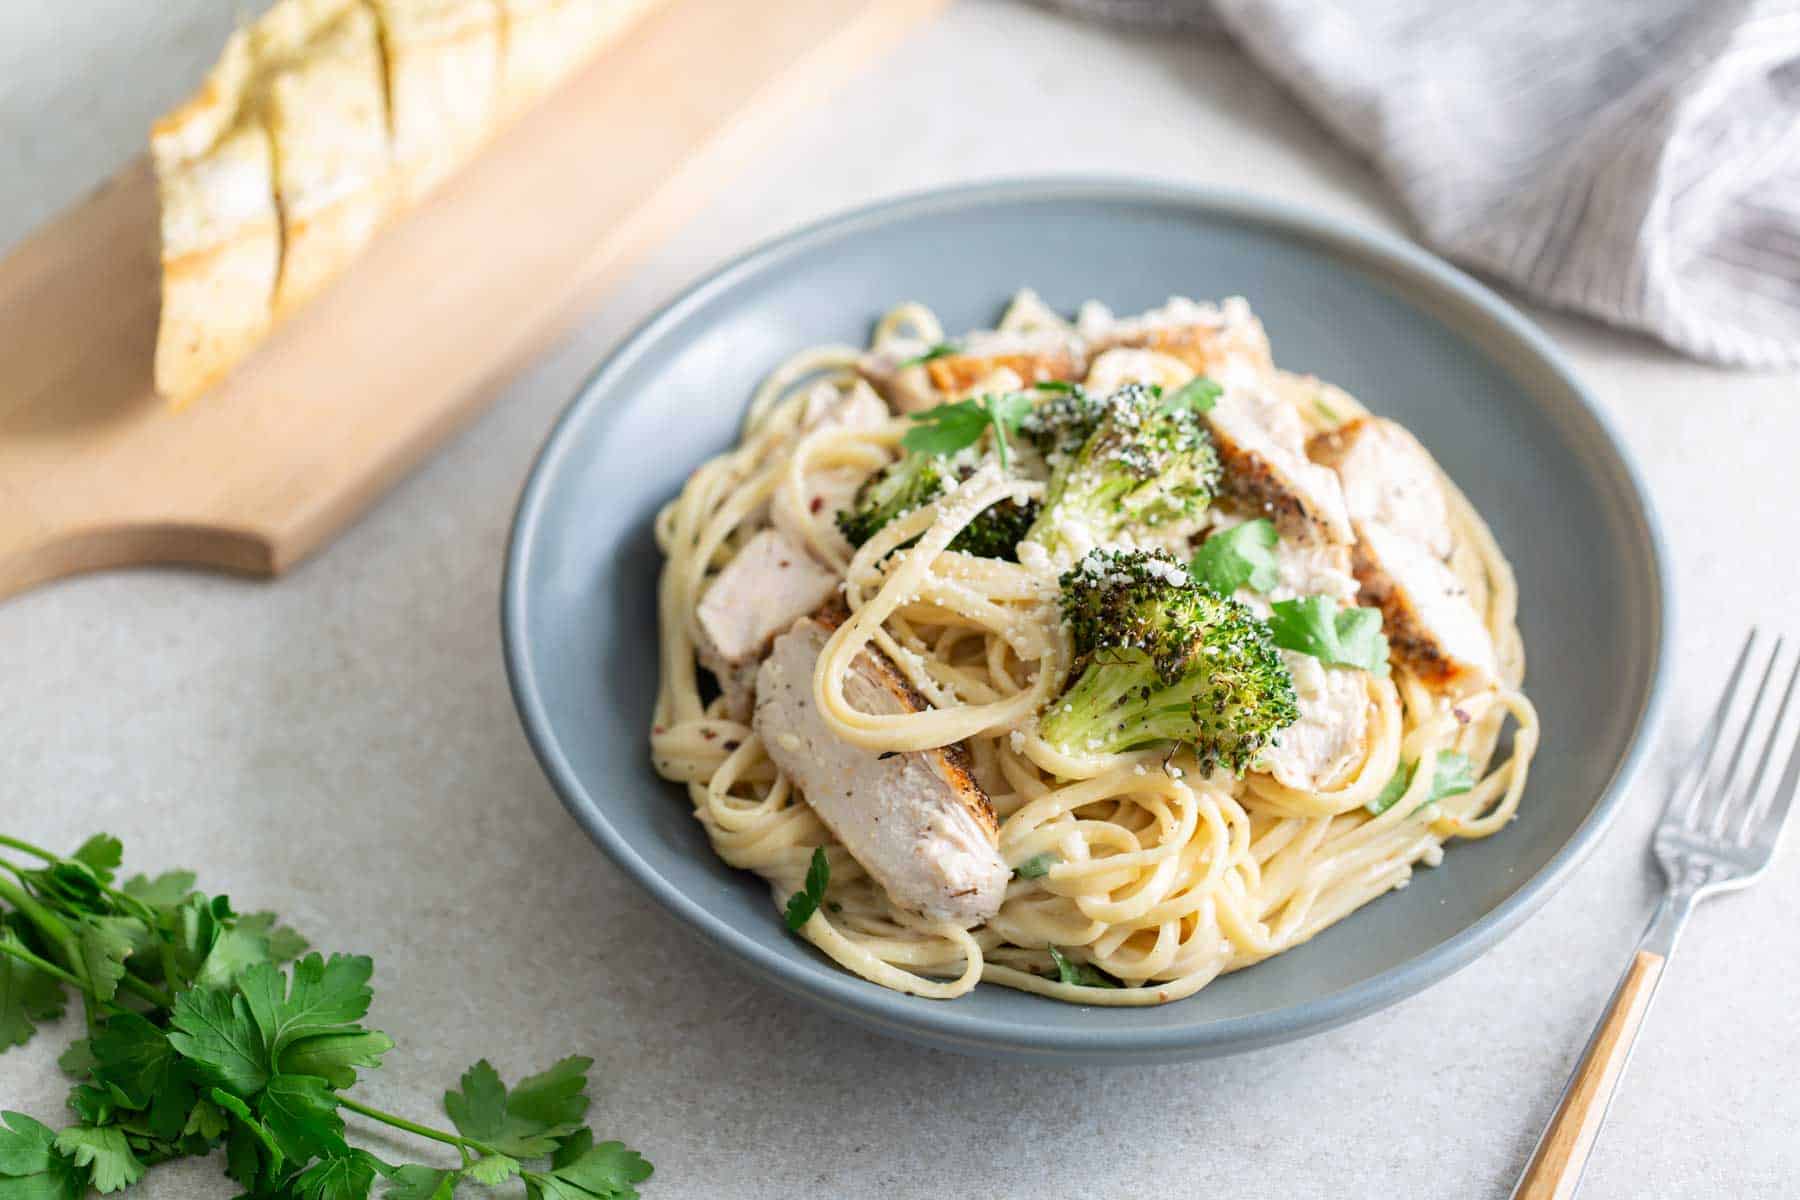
left=1512, top=950, right=1666, bottom=1200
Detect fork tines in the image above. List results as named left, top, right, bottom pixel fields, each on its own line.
left=1663, top=630, right=1800, bottom=864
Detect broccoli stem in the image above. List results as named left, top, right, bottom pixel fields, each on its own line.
left=1037, top=653, right=1197, bottom=755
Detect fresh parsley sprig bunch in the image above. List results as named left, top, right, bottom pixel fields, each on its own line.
left=901, top=393, right=1035, bottom=471
left=0, top=833, right=651, bottom=1200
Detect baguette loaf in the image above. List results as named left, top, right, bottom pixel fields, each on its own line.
left=151, top=0, right=660, bottom=405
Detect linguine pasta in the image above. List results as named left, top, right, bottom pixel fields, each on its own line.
left=650, top=293, right=1538, bottom=1005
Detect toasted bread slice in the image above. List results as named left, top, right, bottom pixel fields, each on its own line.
left=369, top=0, right=503, bottom=205
left=150, top=30, right=281, bottom=404
left=255, top=0, right=394, bottom=316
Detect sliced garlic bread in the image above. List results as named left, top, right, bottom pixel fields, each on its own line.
left=255, top=0, right=394, bottom=317
left=370, top=0, right=504, bottom=205
left=150, top=30, right=281, bottom=405
left=150, top=0, right=665, bottom=403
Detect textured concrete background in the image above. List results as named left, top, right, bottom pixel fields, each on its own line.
left=3, top=2, right=1797, bottom=1196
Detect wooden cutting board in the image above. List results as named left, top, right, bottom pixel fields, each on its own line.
left=0, top=0, right=946, bottom=603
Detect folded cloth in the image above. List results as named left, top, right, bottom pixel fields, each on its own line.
left=1045, top=0, right=1800, bottom=368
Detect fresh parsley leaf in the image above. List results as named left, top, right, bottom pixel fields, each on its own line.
left=120, top=871, right=197, bottom=909
left=56, top=1039, right=96, bottom=1078
left=167, top=987, right=269, bottom=1096
left=237, top=912, right=308, bottom=965
left=443, top=1059, right=588, bottom=1160
left=0, top=1111, right=62, bottom=1177
left=1266, top=596, right=1391, bottom=674
left=0, top=949, right=65, bottom=1050
left=180, top=1097, right=229, bottom=1142
left=385, top=1164, right=458, bottom=1200
left=0, top=834, right=654, bottom=1198
left=897, top=342, right=959, bottom=369
left=1430, top=753, right=1477, bottom=802
left=1189, top=519, right=1279, bottom=595
left=0, top=1111, right=83, bottom=1200
left=901, top=393, right=1035, bottom=470
left=1366, top=766, right=1412, bottom=817
left=53, top=1126, right=145, bottom=1194
left=279, top=1030, right=395, bottom=1089
left=76, top=916, right=144, bottom=1004
left=1366, top=752, right=1477, bottom=816
left=69, top=837, right=123, bottom=881
left=532, top=1129, right=654, bottom=1200
left=240, top=954, right=375, bottom=1060
left=212, top=1089, right=284, bottom=1184
left=87, top=1013, right=196, bottom=1139
left=443, top=1061, right=513, bottom=1148
left=902, top=401, right=988, bottom=458
left=1047, top=947, right=1118, bottom=989
left=1162, top=376, right=1221, bottom=415
left=64, top=1085, right=119, bottom=1128
left=782, top=849, right=830, bottom=933
left=467, top=1154, right=521, bottom=1186
left=1031, top=380, right=1076, bottom=393
left=291, top=1148, right=387, bottom=1200
left=257, top=1073, right=347, bottom=1163
left=1013, top=853, right=1059, bottom=880
left=503, top=1057, right=594, bottom=1134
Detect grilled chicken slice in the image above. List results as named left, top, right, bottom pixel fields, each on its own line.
left=755, top=618, right=1008, bottom=927
left=1352, top=522, right=1497, bottom=695
left=1205, top=385, right=1354, bottom=546
left=798, top=379, right=890, bottom=434
left=1269, top=539, right=1358, bottom=607
left=695, top=527, right=839, bottom=720
left=369, top=0, right=502, bottom=204
left=925, top=329, right=1085, bottom=395
left=1309, top=417, right=1454, bottom=558
left=150, top=30, right=281, bottom=404
left=1258, top=650, right=1370, bottom=791
left=858, top=329, right=1084, bottom=413
left=1077, top=296, right=1274, bottom=379
left=255, top=0, right=394, bottom=316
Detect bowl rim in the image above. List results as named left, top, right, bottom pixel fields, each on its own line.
left=501, top=176, right=1672, bottom=1059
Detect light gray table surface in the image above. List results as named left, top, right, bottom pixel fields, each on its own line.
left=4, top=2, right=1797, bottom=1197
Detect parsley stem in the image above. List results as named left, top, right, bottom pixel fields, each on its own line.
left=984, top=397, right=1011, bottom=472
left=0, top=936, right=87, bottom=991
left=338, top=1096, right=497, bottom=1157
left=0, top=835, right=157, bottom=919
left=0, top=873, right=87, bottom=991
left=116, top=970, right=175, bottom=1009
left=0, top=834, right=59, bottom=862
left=0, top=870, right=173, bottom=1008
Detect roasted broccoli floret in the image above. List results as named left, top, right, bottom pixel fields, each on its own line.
left=1022, top=384, right=1221, bottom=556
left=835, top=452, right=1040, bottom=560
left=1038, top=548, right=1298, bottom=774
left=835, top=452, right=946, bottom=549
left=1018, top=383, right=1107, bottom=458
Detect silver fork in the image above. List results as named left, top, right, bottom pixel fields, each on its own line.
left=1510, top=629, right=1800, bottom=1200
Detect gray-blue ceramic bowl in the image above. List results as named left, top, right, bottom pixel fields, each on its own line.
left=502, top=179, right=1669, bottom=1064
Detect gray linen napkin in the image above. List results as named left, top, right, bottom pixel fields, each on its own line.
left=1046, top=0, right=1800, bottom=368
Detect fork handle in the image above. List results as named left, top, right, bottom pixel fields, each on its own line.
left=1511, top=950, right=1667, bottom=1199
